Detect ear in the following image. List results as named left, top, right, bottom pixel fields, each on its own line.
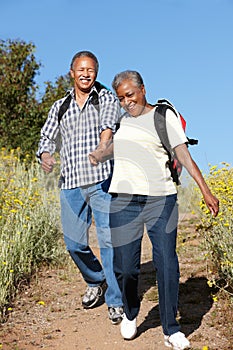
left=70, top=69, right=74, bottom=79
left=141, top=84, right=146, bottom=95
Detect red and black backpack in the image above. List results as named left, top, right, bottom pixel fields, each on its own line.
left=154, top=99, right=198, bottom=185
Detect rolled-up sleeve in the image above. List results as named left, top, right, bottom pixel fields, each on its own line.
left=98, top=90, right=121, bottom=134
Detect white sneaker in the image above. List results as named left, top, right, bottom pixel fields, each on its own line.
left=164, top=331, right=190, bottom=350
left=120, top=314, right=137, bottom=340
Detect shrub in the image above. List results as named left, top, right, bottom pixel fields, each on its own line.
left=197, top=163, right=233, bottom=294
left=0, top=148, right=67, bottom=319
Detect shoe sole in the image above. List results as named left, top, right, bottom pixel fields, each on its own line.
left=110, top=316, right=123, bottom=325
left=82, top=293, right=102, bottom=309
left=164, top=339, right=190, bottom=350
left=82, top=297, right=100, bottom=309
left=121, top=330, right=137, bottom=340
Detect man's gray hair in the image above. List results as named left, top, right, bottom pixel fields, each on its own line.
left=70, top=51, right=99, bottom=72
left=112, top=70, right=144, bottom=91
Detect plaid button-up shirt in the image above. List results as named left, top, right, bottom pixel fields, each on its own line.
left=37, top=84, right=120, bottom=189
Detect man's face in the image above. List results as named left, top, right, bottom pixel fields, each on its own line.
left=70, top=56, right=97, bottom=93
left=116, top=79, right=146, bottom=117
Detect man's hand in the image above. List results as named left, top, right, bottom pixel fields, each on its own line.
left=41, top=153, right=56, bottom=173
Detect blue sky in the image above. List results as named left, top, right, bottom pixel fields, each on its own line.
left=1, top=0, right=233, bottom=174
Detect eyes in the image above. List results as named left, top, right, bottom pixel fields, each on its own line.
left=118, top=92, right=134, bottom=103
left=74, top=68, right=96, bottom=74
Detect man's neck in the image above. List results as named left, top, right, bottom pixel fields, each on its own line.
left=75, top=88, right=91, bottom=109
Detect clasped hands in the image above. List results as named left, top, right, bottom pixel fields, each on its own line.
left=89, top=140, right=113, bottom=166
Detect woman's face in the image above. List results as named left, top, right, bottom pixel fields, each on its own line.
left=115, top=79, right=147, bottom=117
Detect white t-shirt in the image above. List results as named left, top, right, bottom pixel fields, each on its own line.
left=109, top=107, right=188, bottom=196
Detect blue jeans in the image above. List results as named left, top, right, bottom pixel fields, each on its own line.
left=110, top=193, right=180, bottom=336
left=60, top=177, right=122, bottom=308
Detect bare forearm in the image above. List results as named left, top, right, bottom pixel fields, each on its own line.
left=175, top=144, right=219, bottom=216
left=99, top=128, right=113, bottom=142
left=177, top=148, right=210, bottom=193
left=89, top=128, right=114, bottom=165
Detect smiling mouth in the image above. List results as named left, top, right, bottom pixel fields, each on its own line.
left=126, top=104, right=136, bottom=113
left=126, top=103, right=145, bottom=117
left=80, top=77, right=91, bottom=82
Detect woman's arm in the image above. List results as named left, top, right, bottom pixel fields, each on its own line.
left=89, top=128, right=114, bottom=165
left=175, top=143, right=219, bottom=217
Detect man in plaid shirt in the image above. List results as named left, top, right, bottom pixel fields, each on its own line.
left=37, top=51, right=123, bottom=325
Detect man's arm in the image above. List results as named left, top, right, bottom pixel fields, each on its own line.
left=88, top=89, right=120, bottom=166
left=36, top=101, right=61, bottom=171
left=175, top=143, right=219, bottom=217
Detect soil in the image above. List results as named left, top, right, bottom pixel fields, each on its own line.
left=0, top=214, right=232, bottom=350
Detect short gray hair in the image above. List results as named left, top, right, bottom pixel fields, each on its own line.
left=112, top=70, right=144, bottom=91
left=70, top=51, right=99, bottom=72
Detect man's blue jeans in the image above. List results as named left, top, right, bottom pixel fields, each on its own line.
left=110, top=193, right=180, bottom=336
left=60, top=177, right=122, bottom=308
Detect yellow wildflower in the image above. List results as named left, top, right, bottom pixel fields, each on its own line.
left=207, top=280, right=213, bottom=288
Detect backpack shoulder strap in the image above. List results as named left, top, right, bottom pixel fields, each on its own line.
left=90, top=81, right=107, bottom=112
left=57, top=93, right=72, bottom=125
left=154, top=103, right=182, bottom=184
left=94, top=81, right=108, bottom=92
left=154, top=103, right=176, bottom=160
left=157, top=99, right=198, bottom=147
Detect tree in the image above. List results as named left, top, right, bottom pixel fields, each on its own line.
left=0, top=39, right=42, bottom=153
left=40, top=73, right=72, bottom=117
left=0, top=39, right=72, bottom=155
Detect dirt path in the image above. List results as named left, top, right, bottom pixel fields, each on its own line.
left=0, top=215, right=231, bottom=350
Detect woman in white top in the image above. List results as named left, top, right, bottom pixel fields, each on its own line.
left=108, top=70, right=219, bottom=350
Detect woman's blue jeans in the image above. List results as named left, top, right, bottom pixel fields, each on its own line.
left=60, top=178, right=122, bottom=308
left=110, top=193, right=180, bottom=336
